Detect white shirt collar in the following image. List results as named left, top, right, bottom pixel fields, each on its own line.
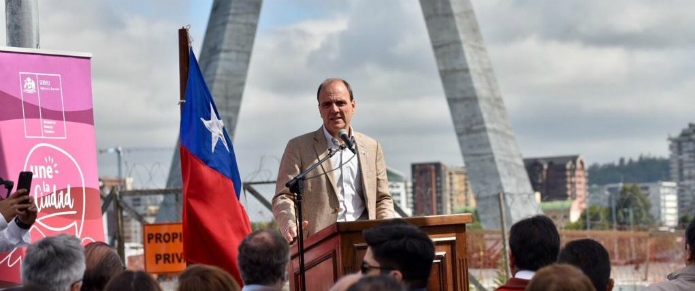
left=515, top=270, right=535, bottom=280
left=322, top=125, right=352, bottom=149
left=321, top=125, right=364, bottom=221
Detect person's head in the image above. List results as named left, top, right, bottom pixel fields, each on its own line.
left=317, top=78, right=355, bottom=137
left=329, top=273, right=363, bottom=291
left=238, top=229, right=289, bottom=287
left=362, top=219, right=435, bottom=289
left=177, top=265, right=240, bottom=291
left=526, top=264, right=596, bottom=291
left=5, top=285, right=48, bottom=291
left=558, top=239, right=613, bottom=291
left=686, top=218, right=695, bottom=265
left=509, top=215, right=560, bottom=272
left=347, top=275, right=405, bottom=291
left=81, top=242, right=123, bottom=291
left=104, top=270, right=161, bottom=291
left=22, top=234, right=85, bottom=291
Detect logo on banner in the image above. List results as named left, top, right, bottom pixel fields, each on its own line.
left=22, top=77, right=36, bottom=94
left=23, top=143, right=88, bottom=240
left=0, top=143, right=92, bottom=269
left=19, top=72, right=67, bottom=139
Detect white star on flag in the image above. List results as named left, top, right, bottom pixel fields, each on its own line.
left=200, top=103, right=229, bottom=153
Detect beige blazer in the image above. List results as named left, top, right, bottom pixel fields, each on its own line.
left=272, top=127, right=395, bottom=237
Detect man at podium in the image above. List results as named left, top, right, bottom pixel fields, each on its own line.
left=273, top=78, right=395, bottom=243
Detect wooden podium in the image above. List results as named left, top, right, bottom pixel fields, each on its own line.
left=288, top=214, right=473, bottom=291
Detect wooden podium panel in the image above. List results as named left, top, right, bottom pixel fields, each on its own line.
left=289, top=214, right=472, bottom=291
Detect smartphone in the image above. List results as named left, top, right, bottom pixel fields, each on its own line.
left=16, top=171, right=33, bottom=195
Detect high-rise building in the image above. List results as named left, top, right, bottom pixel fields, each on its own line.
left=411, top=162, right=475, bottom=216
left=447, top=166, right=475, bottom=209
left=641, top=182, right=678, bottom=228
left=406, top=179, right=413, bottom=212
left=387, top=167, right=412, bottom=216
left=412, top=163, right=442, bottom=216
left=524, top=155, right=588, bottom=202
left=669, top=123, right=695, bottom=216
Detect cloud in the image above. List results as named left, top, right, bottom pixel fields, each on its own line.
left=4, top=0, right=694, bottom=188
left=475, top=0, right=695, bottom=49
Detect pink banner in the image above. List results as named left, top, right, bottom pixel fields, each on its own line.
left=0, top=48, right=104, bottom=283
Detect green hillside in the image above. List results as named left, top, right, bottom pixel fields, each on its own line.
left=588, top=155, right=670, bottom=185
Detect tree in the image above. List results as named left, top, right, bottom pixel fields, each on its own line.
left=608, top=184, right=653, bottom=229
left=454, top=206, right=481, bottom=229
left=587, top=155, right=669, bottom=185
left=679, top=214, right=694, bottom=229
left=565, top=205, right=611, bottom=230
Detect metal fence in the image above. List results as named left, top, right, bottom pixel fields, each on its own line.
left=102, top=184, right=686, bottom=291
left=467, top=229, right=685, bottom=290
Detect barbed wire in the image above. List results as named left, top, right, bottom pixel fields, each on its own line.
left=123, top=161, right=170, bottom=189
left=244, top=155, right=280, bottom=182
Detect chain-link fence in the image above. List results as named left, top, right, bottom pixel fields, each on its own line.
left=102, top=176, right=686, bottom=291
left=241, top=181, right=279, bottom=230
left=467, top=229, right=686, bottom=291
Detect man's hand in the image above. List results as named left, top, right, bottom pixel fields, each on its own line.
left=17, top=196, right=37, bottom=227
left=284, top=220, right=309, bottom=244
left=0, top=190, right=32, bottom=223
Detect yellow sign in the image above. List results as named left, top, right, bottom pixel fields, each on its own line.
left=143, top=223, right=185, bottom=273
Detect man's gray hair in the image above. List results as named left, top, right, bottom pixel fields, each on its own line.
left=22, top=234, right=86, bottom=291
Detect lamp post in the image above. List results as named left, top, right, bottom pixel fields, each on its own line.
left=622, top=207, right=634, bottom=232
left=585, top=191, right=591, bottom=230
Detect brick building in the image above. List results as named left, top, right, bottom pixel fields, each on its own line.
left=524, top=155, right=588, bottom=202
left=411, top=162, right=474, bottom=216
left=524, top=155, right=588, bottom=222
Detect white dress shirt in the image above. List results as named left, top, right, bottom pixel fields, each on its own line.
left=0, top=217, right=31, bottom=253
left=515, top=270, right=535, bottom=280
left=241, top=284, right=278, bottom=291
left=322, top=126, right=365, bottom=221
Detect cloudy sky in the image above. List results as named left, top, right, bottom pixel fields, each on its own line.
left=3, top=0, right=694, bottom=188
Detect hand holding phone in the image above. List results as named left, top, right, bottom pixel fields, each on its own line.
left=17, top=171, right=32, bottom=195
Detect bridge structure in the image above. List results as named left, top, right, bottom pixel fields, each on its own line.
left=160, top=0, right=541, bottom=229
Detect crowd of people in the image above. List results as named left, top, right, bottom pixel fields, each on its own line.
left=495, top=215, right=695, bottom=291
left=1, top=211, right=692, bottom=290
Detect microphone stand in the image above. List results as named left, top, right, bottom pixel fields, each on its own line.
left=285, top=145, right=344, bottom=291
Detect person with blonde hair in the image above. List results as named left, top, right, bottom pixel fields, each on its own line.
left=525, top=264, right=595, bottom=291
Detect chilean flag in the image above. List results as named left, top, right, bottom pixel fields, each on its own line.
left=179, top=48, right=251, bottom=285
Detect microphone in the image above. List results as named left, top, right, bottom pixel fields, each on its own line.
left=338, top=129, right=356, bottom=154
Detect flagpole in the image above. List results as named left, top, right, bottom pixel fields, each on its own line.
left=178, top=27, right=189, bottom=224
left=179, top=27, right=190, bottom=106
left=178, top=26, right=189, bottom=268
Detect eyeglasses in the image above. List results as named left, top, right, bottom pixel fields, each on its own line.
left=361, top=261, right=392, bottom=274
